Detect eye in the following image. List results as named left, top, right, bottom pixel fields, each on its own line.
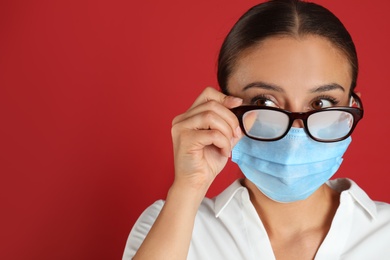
left=311, top=96, right=338, bottom=110
left=252, top=95, right=278, bottom=107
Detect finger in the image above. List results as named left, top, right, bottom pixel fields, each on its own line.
left=173, top=100, right=240, bottom=138
left=173, top=110, right=237, bottom=149
left=178, top=129, right=232, bottom=158
left=189, top=87, right=242, bottom=110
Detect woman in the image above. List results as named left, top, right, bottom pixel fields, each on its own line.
left=123, top=0, right=390, bottom=259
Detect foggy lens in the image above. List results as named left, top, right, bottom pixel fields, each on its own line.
left=308, top=111, right=353, bottom=140
left=243, top=110, right=289, bottom=139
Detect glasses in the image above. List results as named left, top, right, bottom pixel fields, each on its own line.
left=231, top=93, right=364, bottom=143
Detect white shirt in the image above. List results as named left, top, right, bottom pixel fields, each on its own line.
left=123, top=178, right=390, bottom=259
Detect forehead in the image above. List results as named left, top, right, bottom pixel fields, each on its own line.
left=227, top=35, right=352, bottom=95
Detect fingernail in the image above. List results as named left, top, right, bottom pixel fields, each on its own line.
left=235, top=126, right=241, bottom=138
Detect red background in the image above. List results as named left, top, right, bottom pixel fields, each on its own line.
left=1, top=1, right=389, bottom=259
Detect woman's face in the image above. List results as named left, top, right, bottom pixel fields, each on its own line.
left=227, top=35, right=353, bottom=120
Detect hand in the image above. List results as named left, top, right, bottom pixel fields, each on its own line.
left=171, top=87, right=243, bottom=193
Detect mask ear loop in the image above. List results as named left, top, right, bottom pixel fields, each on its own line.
left=349, top=92, right=362, bottom=108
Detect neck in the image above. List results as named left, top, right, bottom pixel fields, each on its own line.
left=243, top=178, right=340, bottom=237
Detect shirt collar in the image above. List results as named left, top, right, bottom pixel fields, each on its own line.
left=214, top=179, right=247, bottom=218
left=215, top=178, right=378, bottom=219
left=328, top=178, right=377, bottom=219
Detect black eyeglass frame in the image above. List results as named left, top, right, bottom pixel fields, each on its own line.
left=231, top=92, right=364, bottom=143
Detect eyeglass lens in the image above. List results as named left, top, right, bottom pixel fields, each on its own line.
left=308, top=111, right=353, bottom=140
left=243, top=110, right=354, bottom=141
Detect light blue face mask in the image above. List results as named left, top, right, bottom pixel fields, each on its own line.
left=232, top=128, right=351, bottom=203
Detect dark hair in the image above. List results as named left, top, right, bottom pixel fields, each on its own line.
left=217, top=0, right=358, bottom=94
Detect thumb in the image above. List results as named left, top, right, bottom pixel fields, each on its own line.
left=223, top=96, right=243, bottom=109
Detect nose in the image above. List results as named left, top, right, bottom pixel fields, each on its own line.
left=286, top=101, right=305, bottom=128
left=291, top=118, right=304, bottom=128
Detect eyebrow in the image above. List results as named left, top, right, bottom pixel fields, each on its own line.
left=310, top=83, right=345, bottom=93
left=242, top=81, right=345, bottom=93
left=243, top=81, right=285, bottom=92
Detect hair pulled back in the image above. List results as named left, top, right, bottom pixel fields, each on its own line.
left=217, top=0, right=358, bottom=94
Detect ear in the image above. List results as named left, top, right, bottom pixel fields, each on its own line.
left=351, top=91, right=362, bottom=107
left=355, top=91, right=361, bottom=98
